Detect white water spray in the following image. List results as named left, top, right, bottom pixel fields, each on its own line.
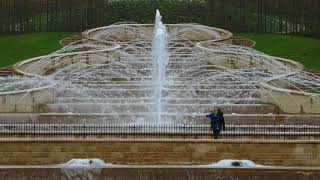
left=152, top=10, right=169, bottom=123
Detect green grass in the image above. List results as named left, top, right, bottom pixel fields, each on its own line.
left=0, top=32, right=77, bottom=67
left=238, top=33, right=320, bottom=70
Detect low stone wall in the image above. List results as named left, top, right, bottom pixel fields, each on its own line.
left=0, top=139, right=318, bottom=166
left=0, top=87, right=55, bottom=113
left=0, top=167, right=319, bottom=180
left=261, top=82, right=320, bottom=114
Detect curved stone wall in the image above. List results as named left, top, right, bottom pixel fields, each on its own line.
left=82, top=24, right=233, bottom=43
left=14, top=43, right=120, bottom=76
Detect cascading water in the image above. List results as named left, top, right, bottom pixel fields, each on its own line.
left=151, top=10, right=169, bottom=123
left=3, top=18, right=320, bottom=124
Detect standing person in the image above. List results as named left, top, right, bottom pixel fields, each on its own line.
left=216, top=108, right=226, bottom=133
left=206, top=109, right=225, bottom=139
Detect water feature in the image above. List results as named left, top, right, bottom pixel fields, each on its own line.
left=1, top=10, right=319, bottom=123
left=1, top=10, right=320, bottom=180
left=151, top=9, right=169, bottom=123
left=208, top=159, right=266, bottom=167
left=64, top=159, right=110, bottom=167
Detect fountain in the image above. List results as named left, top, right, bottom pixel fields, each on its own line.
left=0, top=10, right=319, bottom=179
left=0, top=10, right=319, bottom=123
left=151, top=9, right=169, bottom=123
left=209, top=159, right=265, bottom=167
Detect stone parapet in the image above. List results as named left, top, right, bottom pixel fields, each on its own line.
left=0, top=167, right=319, bottom=180
left=0, top=139, right=318, bottom=166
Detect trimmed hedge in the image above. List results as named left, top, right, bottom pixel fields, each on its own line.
left=104, top=0, right=208, bottom=25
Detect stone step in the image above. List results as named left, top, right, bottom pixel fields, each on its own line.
left=71, top=81, right=257, bottom=85
left=0, top=113, right=319, bottom=125
left=76, top=83, right=261, bottom=90
left=0, top=67, right=13, bottom=71
left=0, top=72, right=13, bottom=76
left=41, top=103, right=277, bottom=114
left=56, top=97, right=261, bottom=104
left=58, top=88, right=260, bottom=98
left=0, top=66, right=15, bottom=77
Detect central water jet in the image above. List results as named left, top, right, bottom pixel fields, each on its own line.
left=152, top=10, right=169, bottom=123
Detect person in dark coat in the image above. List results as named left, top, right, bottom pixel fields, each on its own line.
left=206, top=108, right=225, bottom=139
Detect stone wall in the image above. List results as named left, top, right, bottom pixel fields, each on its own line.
left=261, top=83, right=320, bottom=114
left=0, top=87, right=55, bottom=113
left=0, top=139, right=318, bottom=166
left=0, top=167, right=319, bottom=180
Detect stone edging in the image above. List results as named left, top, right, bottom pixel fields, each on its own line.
left=0, top=138, right=319, bottom=144
left=0, top=166, right=319, bottom=171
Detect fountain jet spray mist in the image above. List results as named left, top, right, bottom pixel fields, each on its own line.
left=152, top=9, right=169, bottom=123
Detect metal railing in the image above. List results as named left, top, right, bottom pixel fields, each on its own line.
left=0, top=124, right=319, bottom=140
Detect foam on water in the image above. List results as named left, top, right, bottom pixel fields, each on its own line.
left=63, top=159, right=111, bottom=167
left=209, top=159, right=265, bottom=167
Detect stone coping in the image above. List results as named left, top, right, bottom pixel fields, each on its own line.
left=82, top=24, right=233, bottom=43
left=58, top=35, right=82, bottom=46
left=232, top=36, right=256, bottom=48
left=0, top=165, right=319, bottom=171
left=0, top=138, right=319, bottom=144
left=6, top=112, right=319, bottom=116
left=0, top=83, right=54, bottom=96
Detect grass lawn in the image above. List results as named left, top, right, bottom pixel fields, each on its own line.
left=238, top=33, right=320, bottom=70
left=0, top=32, right=77, bottom=67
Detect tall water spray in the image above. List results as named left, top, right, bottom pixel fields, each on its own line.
left=152, top=10, right=169, bottom=123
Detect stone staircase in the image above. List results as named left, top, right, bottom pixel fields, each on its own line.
left=0, top=66, right=15, bottom=77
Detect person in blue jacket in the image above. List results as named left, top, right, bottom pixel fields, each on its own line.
left=206, top=108, right=225, bottom=139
